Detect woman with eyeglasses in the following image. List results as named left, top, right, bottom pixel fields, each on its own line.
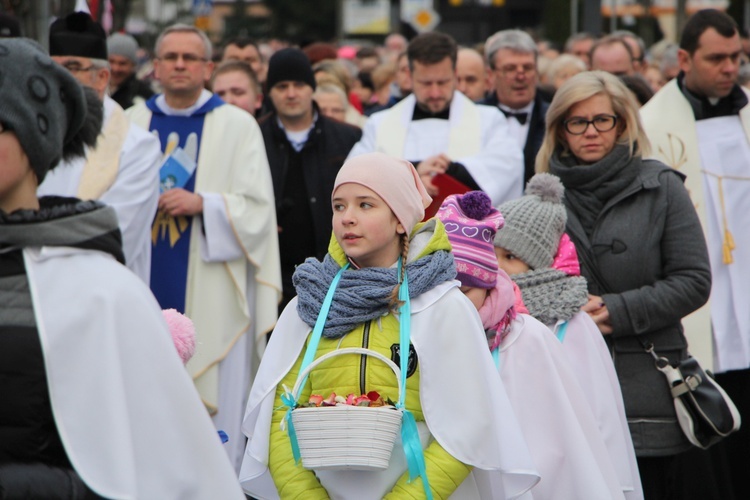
left=536, top=71, right=711, bottom=498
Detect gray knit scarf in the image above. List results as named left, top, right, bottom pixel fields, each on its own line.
left=293, top=251, right=456, bottom=338
left=548, top=144, right=638, bottom=238
left=513, top=268, right=588, bottom=326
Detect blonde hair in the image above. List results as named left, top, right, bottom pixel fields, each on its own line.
left=545, top=54, right=586, bottom=84
left=535, top=70, right=651, bottom=173
left=388, top=233, right=410, bottom=309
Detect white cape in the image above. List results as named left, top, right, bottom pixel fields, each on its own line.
left=240, top=281, right=540, bottom=499
left=552, top=313, right=643, bottom=499
left=498, top=314, right=627, bottom=500
left=24, top=246, right=244, bottom=499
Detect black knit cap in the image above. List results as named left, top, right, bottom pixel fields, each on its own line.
left=266, top=48, right=316, bottom=90
left=49, top=11, right=107, bottom=59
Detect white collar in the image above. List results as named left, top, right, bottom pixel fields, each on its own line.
left=155, top=89, right=213, bottom=116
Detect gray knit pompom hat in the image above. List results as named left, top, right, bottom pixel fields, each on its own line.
left=0, top=38, right=101, bottom=182
left=494, top=173, right=567, bottom=270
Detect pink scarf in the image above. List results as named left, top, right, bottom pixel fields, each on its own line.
left=478, top=269, right=518, bottom=351
left=551, top=233, right=580, bottom=276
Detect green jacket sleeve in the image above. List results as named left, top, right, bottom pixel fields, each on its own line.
left=268, top=353, right=329, bottom=500
left=384, top=439, right=472, bottom=500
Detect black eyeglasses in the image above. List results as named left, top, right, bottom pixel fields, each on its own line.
left=62, top=63, right=97, bottom=73
left=158, top=53, right=208, bottom=64
left=563, top=114, right=618, bottom=135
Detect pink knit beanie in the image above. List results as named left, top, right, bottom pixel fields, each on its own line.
left=437, top=191, right=504, bottom=289
left=333, top=152, right=432, bottom=235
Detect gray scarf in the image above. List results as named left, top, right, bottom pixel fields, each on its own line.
left=293, top=251, right=456, bottom=338
left=548, top=144, right=638, bottom=238
left=0, top=196, right=124, bottom=264
left=513, top=268, right=588, bottom=325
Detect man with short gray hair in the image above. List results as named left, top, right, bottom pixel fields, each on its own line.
left=127, top=23, right=281, bottom=472
left=39, top=11, right=161, bottom=285
left=482, top=29, right=549, bottom=183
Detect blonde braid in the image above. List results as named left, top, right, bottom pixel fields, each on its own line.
left=389, top=233, right=410, bottom=308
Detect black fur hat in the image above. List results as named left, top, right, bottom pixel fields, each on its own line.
left=49, top=11, right=107, bottom=59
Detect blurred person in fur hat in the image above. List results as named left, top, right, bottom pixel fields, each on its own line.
left=0, top=37, right=244, bottom=499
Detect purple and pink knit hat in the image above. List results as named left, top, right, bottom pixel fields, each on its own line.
left=437, top=191, right=505, bottom=289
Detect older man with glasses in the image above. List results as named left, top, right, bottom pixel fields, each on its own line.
left=127, top=23, right=281, bottom=472
left=482, top=29, right=550, bottom=184
left=38, top=11, right=161, bottom=285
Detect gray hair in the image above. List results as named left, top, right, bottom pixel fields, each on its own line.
left=564, top=32, right=597, bottom=53
left=90, top=57, right=110, bottom=71
left=485, top=30, right=537, bottom=69
left=611, top=29, right=646, bottom=61
left=155, top=23, right=213, bottom=60
left=660, top=44, right=680, bottom=74
left=545, top=54, right=586, bottom=82
left=739, top=63, right=750, bottom=86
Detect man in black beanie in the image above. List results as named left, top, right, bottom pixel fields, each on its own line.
left=38, top=11, right=161, bottom=285
left=259, top=48, right=362, bottom=312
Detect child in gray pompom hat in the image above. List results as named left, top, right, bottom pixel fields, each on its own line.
left=494, top=172, right=588, bottom=326
left=494, top=173, right=642, bottom=498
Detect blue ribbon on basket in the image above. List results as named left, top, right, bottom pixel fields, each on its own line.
left=281, top=392, right=302, bottom=463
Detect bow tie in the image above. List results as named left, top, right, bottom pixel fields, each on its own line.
left=412, top=105, right=450, bottom=121
left=500, top=109, right=528, bottom=125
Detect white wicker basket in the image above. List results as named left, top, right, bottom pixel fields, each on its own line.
left=289, top=347, right=403, bottom=471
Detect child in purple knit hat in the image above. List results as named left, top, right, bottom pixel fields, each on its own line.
left=436, top=191, right=516, bottom=343
left=437, top=190, right=633, bottom=500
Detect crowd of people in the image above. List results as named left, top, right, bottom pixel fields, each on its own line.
left=1, top=6, right=749, bottom=500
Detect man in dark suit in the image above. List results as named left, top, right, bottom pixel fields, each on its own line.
left=482, top=30, right=550, bottom=183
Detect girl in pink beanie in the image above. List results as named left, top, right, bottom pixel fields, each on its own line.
left=241, top=153, right=538, bottom=500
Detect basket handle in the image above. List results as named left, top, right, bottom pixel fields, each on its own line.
left=290, top=347, right=403, bottom=404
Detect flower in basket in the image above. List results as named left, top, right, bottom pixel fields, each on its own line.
left=304, top=390, right=393, bottom=408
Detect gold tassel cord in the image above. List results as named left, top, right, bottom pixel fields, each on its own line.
left=702, top=171, right=748, bottom=265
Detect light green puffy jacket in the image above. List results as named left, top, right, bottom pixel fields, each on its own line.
left=269, top=222, right=471, bottom=499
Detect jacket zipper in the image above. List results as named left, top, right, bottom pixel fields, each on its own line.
left=360, top=321, right=371, bottom=395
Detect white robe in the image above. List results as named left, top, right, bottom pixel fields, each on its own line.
left=348, top=91, right=524, bottom=206
left=641, top=80, right=750, bottom=372
left=498, top=314, right=626, bottom=500
left=24, top=245, right=245, bottom=500
left=240, top=282, right=540, bottom=500
left=127, top=99, right=282, bottom=470
left=38, top=96, right=160, bottom=284
left=550, top=312, right=643, bottom=500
